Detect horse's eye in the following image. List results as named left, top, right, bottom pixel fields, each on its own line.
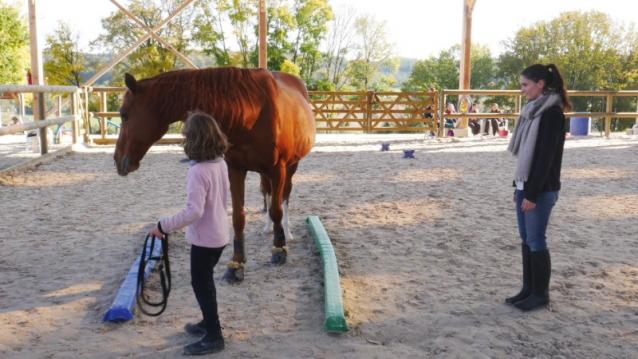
left=120, top=111, right=128, bottom=122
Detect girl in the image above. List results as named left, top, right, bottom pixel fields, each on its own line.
left=150, top=111, right=230, bottom=355
left=506, top=64, right=570, bottom=311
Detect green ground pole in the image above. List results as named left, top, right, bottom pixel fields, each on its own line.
left=306, top=216, right=349, bottom=333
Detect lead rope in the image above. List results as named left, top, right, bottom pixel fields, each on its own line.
left=136, top=233, right=171, bottom=316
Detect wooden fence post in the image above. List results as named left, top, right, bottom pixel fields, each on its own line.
left=605, top=94, right=613, bottom=138
left=71, top=91, right=79, bottom=144
left=100, top=91, right=107, bottom=139
left=366, top=91, right=373, bottom=133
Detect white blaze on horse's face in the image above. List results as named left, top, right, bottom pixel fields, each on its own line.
left=114, top=73, right=167, bottom=176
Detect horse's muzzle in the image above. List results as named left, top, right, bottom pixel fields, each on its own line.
left=116, top=155, right=130, bottom=176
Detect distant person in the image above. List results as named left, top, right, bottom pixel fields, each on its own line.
left=485, top=103, right=502, bottom=136
left=505, top=63, right=570, bottom=311
left=444, top=103, right=457, bottom=136
left=423, top=105, right=437, bottom=137
left=468, top=104, right=481, bottom=135
left=149, top=112, right=230, bottom=355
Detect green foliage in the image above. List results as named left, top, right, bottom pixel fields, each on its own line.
left=290, top=0, right=333, bottom=81
left=44, top=22, right=87, bottom=86
left=0, top=2, right=29, bottom=84
left=498, top=11, right=633, bottom=91
left=403, top=44, right=498, bottom=92
left=310, top=77, right=335, bottom=91
left=402, top=47, right=459, bottom=91
left=257, top=2, right=296, bottom=71
left=344, top=14, right=395, bottom=90
left=192, top=0, right=233, bottom=66
left=279, top=58, right=300, bottom=75
left=498, top=10, right=638, bottom=114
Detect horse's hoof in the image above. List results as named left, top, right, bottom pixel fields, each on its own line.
left=270, top=246, right=288, bottom=265
left=271, top=252, right=287, bottom=265
left=222, top=267, right=244, bottom=284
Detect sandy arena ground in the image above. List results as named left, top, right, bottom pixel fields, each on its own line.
left=1, top=134, right=637, bottom=358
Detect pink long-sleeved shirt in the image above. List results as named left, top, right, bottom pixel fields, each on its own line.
left=159, top=159, right=230, bottom=249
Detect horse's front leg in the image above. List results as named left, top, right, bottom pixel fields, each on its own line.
left=269, top=162, right=288, bottom=265
left=222, top=167, right=247, bottom=284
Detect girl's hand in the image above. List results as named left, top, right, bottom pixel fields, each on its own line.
left=149, top=226, right=164, bottom=238
left=521, top=199, right=536, bottom=212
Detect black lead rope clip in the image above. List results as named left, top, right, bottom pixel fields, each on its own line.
left=136, top=233, right=171, bottom=316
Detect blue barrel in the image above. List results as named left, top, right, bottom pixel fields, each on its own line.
left=570, top=117, right=591, bottom=136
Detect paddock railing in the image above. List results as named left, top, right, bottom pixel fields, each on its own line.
left=440, top=89, right=638, bottom=138
left=0, top=85, right=82, bottom=154
left=81, top=87, right=638, bottom=142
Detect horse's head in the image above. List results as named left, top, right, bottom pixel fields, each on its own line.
left=114, top=73, right=170, bottom=176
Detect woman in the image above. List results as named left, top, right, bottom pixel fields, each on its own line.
left=506, top=64, right=570, bottom=311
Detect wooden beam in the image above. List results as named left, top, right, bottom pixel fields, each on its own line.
left=259, top=0, right=267, bottom=69
left=109, top=0, right=198, bottom=69
left=84, top=0, right=196, bottom=86
left=457, top=0, right=476, bottom=134
left=459, top=0, right=476, bottom=90
left=28, top=0, right=48, bottom=153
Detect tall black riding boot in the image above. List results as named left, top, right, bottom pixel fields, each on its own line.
left=505, top=244, right=531, bottom=304
left=514, top=249, right=551, bottom=311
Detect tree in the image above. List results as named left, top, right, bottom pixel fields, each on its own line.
left=498, top=11, right=630, bottom=92
left=290, top=0, right=333, bottom=81
left=498, top=10, right=638, bottom=120
left=403, top=44, right=497, bottom=92
left=345, top=14, right=394, bottom=90
left=92, top=0, right=196, bottom=82
left=228, top=0, right=257, bottom=67
left=322, top=6, right=356, bottom=89
left=0, top=2, right=29, bottom=84
left=265, top=1, right=295, bottom=71
left=402, top=47, right=458, bottom=91
left=44, top=22, right=87, bottom=86
left=192, top=0, right=233, bottom=66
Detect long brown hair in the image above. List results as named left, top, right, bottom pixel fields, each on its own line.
left=182, top=111, right=229, bottom=161
left=521, top=63, right=572, bottom=111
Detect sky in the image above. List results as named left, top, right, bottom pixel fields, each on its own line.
left=22, top=0, right=638, bottom=59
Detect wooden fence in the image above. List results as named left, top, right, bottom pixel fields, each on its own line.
left=0, top=85, right=81, bottom=154
left=440, top=89, right=638, bottom=138
left=309, top=91, right=438, bottom=133
left=80, top=87, right=638, bottom=143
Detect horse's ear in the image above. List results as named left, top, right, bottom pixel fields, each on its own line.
left=124, top=73, right=137, bottom=93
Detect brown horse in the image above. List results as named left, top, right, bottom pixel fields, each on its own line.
left=114, top=67, right=315, bottom=283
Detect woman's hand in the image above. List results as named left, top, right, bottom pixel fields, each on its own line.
left=149, top=226, right=164, bottom=238
left=521, top=199, right=536, bottom=212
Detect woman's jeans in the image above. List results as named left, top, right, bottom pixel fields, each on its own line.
left=515, top=190, right=559, bottom=252
left=191, top=244, right=225, bottom=338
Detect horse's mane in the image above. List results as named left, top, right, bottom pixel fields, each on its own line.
left=139, top=67, right=278, bottom=130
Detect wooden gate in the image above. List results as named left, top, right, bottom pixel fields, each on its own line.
left=309, top=90, right=438, bottom=133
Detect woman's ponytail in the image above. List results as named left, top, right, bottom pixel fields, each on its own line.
left=546, top=64, right=571, bottom=111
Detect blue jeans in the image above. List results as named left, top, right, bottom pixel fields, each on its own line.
left=515, top=190, right=559, bottom=252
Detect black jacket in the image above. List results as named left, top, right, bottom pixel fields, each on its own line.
left=518, top=105, right=566, bottom=202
